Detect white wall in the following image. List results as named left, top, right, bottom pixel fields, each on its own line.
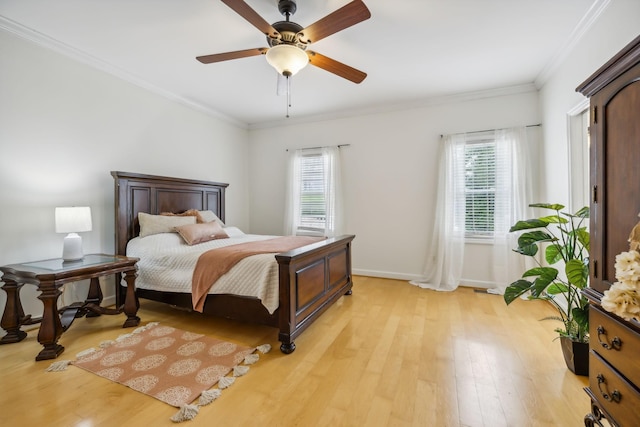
left=0, top=30, right=249, bottom=325
left=539, top=1, right=640, bottom=204
left=248, top=89, right=541, bottom=284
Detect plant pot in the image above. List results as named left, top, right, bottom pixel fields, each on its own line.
left=559, top=336, right=589, bottom=376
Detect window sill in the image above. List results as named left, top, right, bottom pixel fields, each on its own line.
left=464, top=237, right=494, bottom=245
left=296, top=230, right=325, bottom=237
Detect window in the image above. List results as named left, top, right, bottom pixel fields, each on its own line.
left=285, top=146, right=343, bottom=237
left=298, top=153, right=326, bottom=232
left=464, top=139, right=497, bottom=237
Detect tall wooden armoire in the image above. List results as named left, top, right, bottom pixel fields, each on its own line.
left=576, top=35, right=640, bottom=427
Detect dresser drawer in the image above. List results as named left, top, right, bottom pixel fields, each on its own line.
left=590, top=305, right=640, bottom=382
left=589, top=351, right=640, bottom=426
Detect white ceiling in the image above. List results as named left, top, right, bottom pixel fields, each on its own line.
left=0, top=0, right=604, bottom=128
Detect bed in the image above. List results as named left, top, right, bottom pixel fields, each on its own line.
left=111, top=171, right=355, bottom=353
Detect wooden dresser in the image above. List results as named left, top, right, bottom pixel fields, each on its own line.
left=577, top=35, right=640, bottom=427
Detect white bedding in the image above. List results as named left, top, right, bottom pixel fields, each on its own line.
left=126, top=227, right=282, bottom=314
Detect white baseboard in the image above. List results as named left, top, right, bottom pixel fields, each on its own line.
left=103, top=295, right=116, bottom=307
left=352, top=269, right=423, bottom=281
left=458, top=279, right=498, bottom=289
left=353, top=269, right=500, bottom=290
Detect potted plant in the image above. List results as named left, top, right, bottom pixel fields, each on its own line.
left=504, top=203, right=590, bottom=375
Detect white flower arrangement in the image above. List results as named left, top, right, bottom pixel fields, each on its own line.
left=601, top=250, right=640, bottom=321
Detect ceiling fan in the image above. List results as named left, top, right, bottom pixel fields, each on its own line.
left=196, top=0, right=371, bottom=84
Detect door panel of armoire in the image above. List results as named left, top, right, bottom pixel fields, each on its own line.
left=591, top=67, right=640, bottom=293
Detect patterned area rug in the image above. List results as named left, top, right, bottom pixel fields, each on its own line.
left=47, top=323, right=270, bottom=422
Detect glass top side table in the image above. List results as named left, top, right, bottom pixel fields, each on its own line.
left=0, top=254, right=140, bottom=361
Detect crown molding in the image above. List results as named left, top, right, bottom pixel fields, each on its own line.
left=248, top=83, right=539, bottom=130
left=534, top=0, right=611, bottom=88
left=0, top=15, right=247, bottom=129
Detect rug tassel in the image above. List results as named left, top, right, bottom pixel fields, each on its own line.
left=76, top=347, right=97, bottom=358
left=256, top=344, right=271, bottom=354
left=132, top=321, right=157, bottom=334
left=115, top=333, right=133, bottom=342
left=198, top=389, right=221, bottom=406
left=244, top=354, right=259, bottom=365
left=46, top=360, right=71, bottom=372
left=170, top=404, right=199, bottom=423
left=218, top=376, right=235, bottom=389
left=99, top=340, right=115, bottom=348
left=233, top=365, right=249, bottom=377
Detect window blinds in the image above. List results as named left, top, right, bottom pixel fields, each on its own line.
left=464, top=140, right=496, bottom=236
left=299, top=153, right=326, bottom=230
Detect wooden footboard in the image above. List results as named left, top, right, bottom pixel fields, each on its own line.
left=276, top=234, right=355, bottom=353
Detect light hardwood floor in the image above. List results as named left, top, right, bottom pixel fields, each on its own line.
left=0, top=276, right=589, bottom=427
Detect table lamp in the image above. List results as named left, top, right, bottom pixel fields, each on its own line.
left=55, top=206, right=92, bottom=261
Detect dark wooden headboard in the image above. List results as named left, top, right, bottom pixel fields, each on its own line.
left=111, top=171, right=229, bottom=256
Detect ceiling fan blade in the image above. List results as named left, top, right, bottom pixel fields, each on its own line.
left=297, top=0, right=371, bottom=44
left=220, top=0, right=280, bottom=39
left=196, top=48, right=268, bottom=64
left=307, top=51, right=367, bottom=84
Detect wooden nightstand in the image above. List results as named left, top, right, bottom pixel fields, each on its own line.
left=0, top=254, right=140, bottom=361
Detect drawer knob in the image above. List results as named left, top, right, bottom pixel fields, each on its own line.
left=596, top=325, right=622, bottom=350
left=597, top=374, right=621, bottom=403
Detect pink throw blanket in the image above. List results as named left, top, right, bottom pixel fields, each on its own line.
left=191, top=236, right=324, bottom=312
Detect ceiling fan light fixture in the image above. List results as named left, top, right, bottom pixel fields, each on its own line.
left=266, top=44, right=309, bottom=76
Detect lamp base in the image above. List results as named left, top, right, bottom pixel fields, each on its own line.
left=62, top=233, right=84, bottom=261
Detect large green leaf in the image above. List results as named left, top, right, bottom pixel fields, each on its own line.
left=532, top=271, right=558, bottom=297
left=539, top=215, right=568, bottom=224
left=566, top=259, right=589, bottom=289
left=546, top=282, right=569, bottom=295
left=513, top=246, right=538, bottom=256
left=517, top=267, right=559, bottom=298
left=545, top=244, right=563, bottom=265
left=522, top=267, right=558, bottom=279
left=572, top=305, right=590, bottom=333
left=573, top=206, right=590, bottom=218
left=517, top=231, right=555, bottom=247
left=514, top=231, right=554, bottom=257
left=509, top=219, right=549, bottom=232
left=576, top=227, right=590, bottom=252
left=504, top=279, right=533, bottom=305
left=529, top=203, right=565, bottom=211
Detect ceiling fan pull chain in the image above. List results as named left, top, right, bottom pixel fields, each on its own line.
left=286, top=74, right=291, bottom=118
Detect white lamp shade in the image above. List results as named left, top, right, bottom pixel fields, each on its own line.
left=265, top=45, right=309, bottom=76
left=55, top=207, right=92, bottom=261
left=55, top=207, right=92, bottom=233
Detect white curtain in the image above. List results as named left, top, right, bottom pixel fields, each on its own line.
left=322, top=146, right=344, bottom=237
left=284, top=146, right=344, bottom=237
left=283, top=150, right=301, bottom=236
left=410, top=126, right=533, bottom=292
left=410, top=134, right=467, bottom=291
left=488, top=127, right=534, bottom=294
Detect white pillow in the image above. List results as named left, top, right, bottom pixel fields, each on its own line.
left=222, top=226, right=245, bottom=237
left=138, top=212, right=196, bottom=237
left=198, top=210, right=225, bottom=226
